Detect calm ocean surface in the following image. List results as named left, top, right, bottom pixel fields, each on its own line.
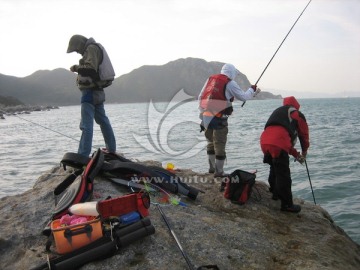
left=1, top=98, right=359, bottom=244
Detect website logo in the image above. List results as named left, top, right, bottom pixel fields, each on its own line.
left=133, top=89, right=206, bottom=159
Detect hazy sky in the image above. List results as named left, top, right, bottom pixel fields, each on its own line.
left=1, top=0, right=359, bottom=97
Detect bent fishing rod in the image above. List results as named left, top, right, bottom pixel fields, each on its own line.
left=242, top=0, right=312, bottom=107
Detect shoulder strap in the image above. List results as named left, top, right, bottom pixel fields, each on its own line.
left=84, top=149, right=104, bottom=182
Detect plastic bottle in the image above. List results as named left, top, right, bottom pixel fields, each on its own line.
left=69, top=201, right=99, bottom=216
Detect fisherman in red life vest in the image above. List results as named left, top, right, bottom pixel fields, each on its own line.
left=260, top=96, right=309, bottom=213
left=198, top=63, right=261, bottom=177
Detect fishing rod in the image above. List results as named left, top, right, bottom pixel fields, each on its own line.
left=294, top=157, right=317, bottom=205
left=142, top=181, right=195, bottom=269
left=144, top=182, right=218, bottom=270
left=242, top=0, right=312, bottom=107
left=156, top=204, right=196, bottom=270
left=305, top=159, right=317, bottom=205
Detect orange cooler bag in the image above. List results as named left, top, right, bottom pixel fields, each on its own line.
left=51, top=217, right=103, bottom=254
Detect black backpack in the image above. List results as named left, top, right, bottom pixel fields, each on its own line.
left=224, top=170, right=256, bottom=204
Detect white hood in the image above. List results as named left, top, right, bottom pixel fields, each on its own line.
left=220, top=63, right=239, bottom=80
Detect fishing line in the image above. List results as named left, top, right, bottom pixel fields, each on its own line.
left=1, top=109, right=97, bottom=150
left=1, top=110, right=80, bottom=143
left=242, top=0, right=312, bottom=107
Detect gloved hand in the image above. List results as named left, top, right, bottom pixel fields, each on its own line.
left=200, top=121, right=205, bottom=132
left=296, top=153, right=306, bottom=164
left=251, top=85, right=261, bottom=95
left=70, top=65, right=78, bottom=72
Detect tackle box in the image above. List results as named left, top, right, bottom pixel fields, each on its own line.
left=51, top=217, right=103, bottom=254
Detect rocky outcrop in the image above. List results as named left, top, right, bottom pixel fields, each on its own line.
left=0, top=164, right=359, bottom=270
left=0, top=105, right=59, bottom=119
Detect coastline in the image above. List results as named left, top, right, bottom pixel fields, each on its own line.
left=0, top=105, right=59, bottom=119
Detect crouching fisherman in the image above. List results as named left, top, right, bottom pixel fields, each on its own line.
left=198, top=63, right=260, bottom=177
left=260, top=96, right=310, bottom=213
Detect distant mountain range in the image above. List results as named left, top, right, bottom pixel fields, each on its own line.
left=0, top=57, right=281, bottom=106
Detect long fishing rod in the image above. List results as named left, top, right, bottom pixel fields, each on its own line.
left=142, top=181, right=195, bottom=269
left=305, top=159, right=317, bottom=205
left=242, top=0, right=312, bottom=107
left=156, top=204, right=196, bottom=270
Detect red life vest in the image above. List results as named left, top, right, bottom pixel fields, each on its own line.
left=200, top=74, right=232, bottom=115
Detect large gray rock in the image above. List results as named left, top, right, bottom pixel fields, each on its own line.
left=0, top=164, right=359, bottom=270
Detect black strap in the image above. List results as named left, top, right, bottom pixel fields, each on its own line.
left=85, top=149, right=104, bottom=182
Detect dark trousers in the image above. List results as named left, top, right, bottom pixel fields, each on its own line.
left=264, top=150, right=293, bottom=207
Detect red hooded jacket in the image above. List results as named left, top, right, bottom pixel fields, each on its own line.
left=260, top=96, right=309, bottom=158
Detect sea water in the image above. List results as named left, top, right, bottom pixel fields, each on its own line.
left=1, top=98, right=359, bottom=244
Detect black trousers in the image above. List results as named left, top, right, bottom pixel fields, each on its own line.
left=264, top=150, right=293, bottom=207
